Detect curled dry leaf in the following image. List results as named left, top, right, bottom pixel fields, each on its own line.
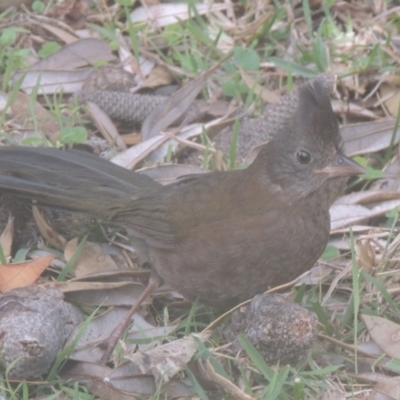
left=362, top=314, right=400, bottom=359
left=32, top=206, right=67, bottom=250
left=121, top=332, right=211, bottom=385
left=64, top=238, right=120, bottom=277
left=63, top=281, right=149, bottom=307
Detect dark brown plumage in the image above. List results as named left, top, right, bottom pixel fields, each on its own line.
left=0, top=80, right=363, bottom=309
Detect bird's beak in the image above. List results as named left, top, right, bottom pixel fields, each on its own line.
left=315, top=154, right=365, bottom=178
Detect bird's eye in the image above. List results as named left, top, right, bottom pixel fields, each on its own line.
left=296, top=150, right=311, bottom=164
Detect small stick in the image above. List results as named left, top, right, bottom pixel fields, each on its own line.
left=99, top=272, right=162, bottom=364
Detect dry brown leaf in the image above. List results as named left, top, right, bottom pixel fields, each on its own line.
left=369, top=376, right=400, bottom=400
left=33, top=206, right=67, bottom=250
left=65, top=282, right=149, bottom=307
left=362, top=314, right=400, bottom=359
left=121, top=332, right=210, bottom=385
left=121, top=132, right=141, bottom=146
left=380, top=83, right=400, bottom=118
left=64, top=238, right=120, bottom=277
left=10, top=92, right=60, bottom=141
left=0, top=255, right=55, bottom=293
left=47, top=280, right=150, bottom=308
left=356, top=239, right=377, bottom=272
left=142, top=65, right=174, bottom=88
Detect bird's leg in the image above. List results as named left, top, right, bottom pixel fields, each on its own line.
left=99, top=271, right=162, bottom=364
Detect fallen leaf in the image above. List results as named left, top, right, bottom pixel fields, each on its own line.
left=118, top=332, right=210, bottom=385
left=0, top=255, right=55, bottom=293
left=10, top=92, right=60, bottom=141
left=13, top=68, right=93, bottom=95
left=369, top=376, right=400, bottom=400
left=29, top=38, right=115, bottom=71
left=362, top=314, right=400, bottom=359
left=142, top=65, right=174, bottom=88
left=380, top=83, right=400, bottom=118
left=342, top=119, right=400, bottom=157
left=33, top=206, right=67, bottom=250
left=64, top=238, right=120, bottom=277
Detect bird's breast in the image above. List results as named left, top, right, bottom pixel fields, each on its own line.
left=148, top=201, right=331, bottom=309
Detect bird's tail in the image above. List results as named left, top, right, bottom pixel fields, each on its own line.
left=0, top=147, right=159, bottom=217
